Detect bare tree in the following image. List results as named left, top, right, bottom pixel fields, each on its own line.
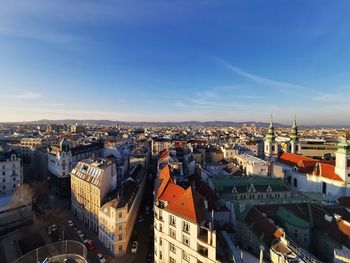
left=10, top=183, right=33, bottom=208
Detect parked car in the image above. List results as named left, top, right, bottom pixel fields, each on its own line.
left=131, top=241, right=138, bottom=253
left=51, top=224, right=58, bottom=232
left=68, top=220, right=74, bottom=227
left=96, top=253, right=107, bottom=263
left=85, top=240, right=96, bottom=251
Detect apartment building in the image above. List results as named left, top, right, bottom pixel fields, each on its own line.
left=0, top=150, right=22, bottom=196
left=48, top=138, right=103, bottom=198
left=71, top=157, right=117, bottom=232
left=99, top=164, right=146, bottom=256
left=154, top=165, right=218, bottom=263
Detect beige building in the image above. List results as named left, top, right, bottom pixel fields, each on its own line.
left=154, top=165, right=218, bottom=263
left=99, top=164, right=146, bottom=256
left=71, top=158, right=117, bottom=232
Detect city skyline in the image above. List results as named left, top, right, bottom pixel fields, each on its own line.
left=1, top=1, right=350, bottom=125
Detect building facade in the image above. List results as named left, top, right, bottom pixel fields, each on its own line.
left=71, top=157, right=117, bottom=232
left=154, top=165, right=218, bottom=263
left=0, top=150, right=22, bottom=196
left=99, top=165, right=146, bottom=256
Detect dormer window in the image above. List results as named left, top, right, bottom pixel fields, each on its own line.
left=267, top=185, right=272, bottom=192
left=232, top=186, right=237, bottom=193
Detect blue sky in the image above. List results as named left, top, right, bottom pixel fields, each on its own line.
left=1, top=0, right=350, bottom=125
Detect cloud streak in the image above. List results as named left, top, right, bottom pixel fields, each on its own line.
left=15, top=91, right=43, bottom=99
left=213, top=57, right=319, bottom=94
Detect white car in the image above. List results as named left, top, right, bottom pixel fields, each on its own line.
left=68, top=220, right=74, bottom=227
left=96, top=253, right=107, bottom=263
left=131, top=241, right=138, bottom=253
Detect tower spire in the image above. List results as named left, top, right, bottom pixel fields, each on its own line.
left=290, top=115, right=299, bottom=142
left=266, top=114, right=276, bottom=142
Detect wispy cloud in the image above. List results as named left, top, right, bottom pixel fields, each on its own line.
left=213, top=57, right=319, bottom=94
left=15, top=91, right=43, bottom=99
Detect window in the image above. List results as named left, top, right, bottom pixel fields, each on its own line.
left=169, top=243, right=176, bottom=253
left=159, top=237, right=162, bottom=246
left=293, top=178, right=297, bottom=188
left=118, top=234, right=122, bottom=241
left=2, top=179, right=5, bottom=183
left=183, top=251, right=190, bottom=262
left=169, top=215, right=176, bottom=226
left=118, top=245, right=122, bottom=252
left=170, top=228, right=176, bottom=239
left=118, top=225, right=122, bottom=231
left=119, top=212, right=122, bottom=218
left=183, top=234, right=190, bottom=246
left=183, top=221, right=190, bottom=233
left=347, top=159, right=350, bottom=168
left=169, top=257, right=175, bottom=263
left=159, top=251, right=162, bottom=260
left=2, top=172, right=5, bottom=176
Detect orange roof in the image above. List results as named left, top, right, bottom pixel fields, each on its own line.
left=279, top=152, right=316, bottom=166
left=159, top=183, right=185, bottom=204
left=337, top=219, right=350, bottom=237
left=159, top=150, right=170, bottom=162
left=280, top=152, right=343, bottom=182
left=165, top=187, right=206, bottom=224
left=319, top=163, right=343, bottom=182
left=274, top=229, right=284, bottom=238
left=156, top=165, right=173, bottom=199
left=159, top=165, right=171, bottom=180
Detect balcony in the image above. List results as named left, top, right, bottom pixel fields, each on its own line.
left=197, top=244, right=208, bottom=257
left=198, top=226, right=211, bottom=246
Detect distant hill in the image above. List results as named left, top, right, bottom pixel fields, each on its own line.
left=2, top=119, right=349, bottom=128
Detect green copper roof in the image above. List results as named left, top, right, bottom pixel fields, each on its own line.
left=276, top=207, right=310, bottom=229
left=265, top=115, right=276, bottom=142
left=290, top=116, right=299, bottom=142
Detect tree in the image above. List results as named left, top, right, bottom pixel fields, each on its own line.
left=10, top=183, right=33, bottom=208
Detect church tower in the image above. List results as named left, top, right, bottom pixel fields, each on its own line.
left=289, top=116, right=301, bottom=154
left=264, top=115, right=279, bottom=161
left=335, top=133, right=350, bottom=185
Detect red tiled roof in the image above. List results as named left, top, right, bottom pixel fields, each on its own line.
left=279, top=152, right=315, bottom=167
left=165, top=187, right=206, bottom=224
left=158, top=183, right=185, bottom=204
left=279, top=152, right=343, bottom=182
left=159, top=165, right=171, bottom=180
left=159, top=150, right=170, bottom=162
left=156, top=166, right=173, bottom=199
left=318, top=163, right=343, bottom=182
left=337, top=219, right=350, bottom=237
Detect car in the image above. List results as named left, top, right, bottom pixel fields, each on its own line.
left=96, top=253, right=107, bottom=263
left=85, top=240, right=96, bottom=251
left=82, top=237, right=89, bottom=244
left=145, top=206, right=150, bottom=215
left=137, top=216, right=144, bottom=223
left=78, top=232, right=84, bottom=239
left=51, top=224, right=58, bottom=232
left=76, top=229, right=82, bottom=234
left=131, top=241, right=138, bottom=253
left=68, top=220, right=74, bottom=227
left=73, top=227, right=78, bottom=232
